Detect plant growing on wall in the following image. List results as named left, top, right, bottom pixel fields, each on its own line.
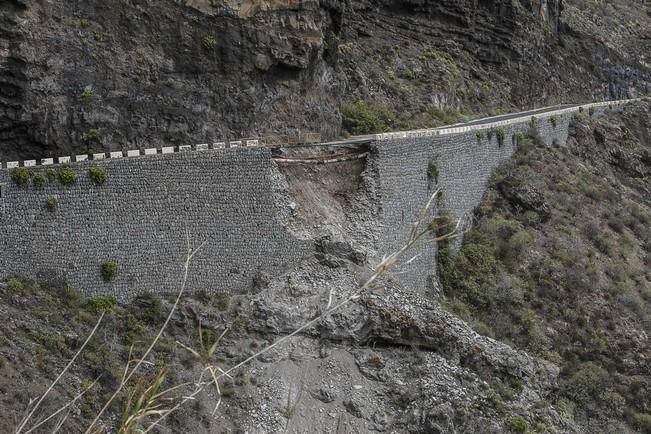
left=46, top=168, right=57, bottom=181
left=101, top=260, right=118, bottom=282
left=11, top=167, right=32, bottom=186
left=46, top=197, right=57, bottom=212
left=550, top=115, right=558, bottom=128
left=515, top=133, right=525, bottom=147
left=32, top=173, right=47, bottom=188
left=496, top=128, right=506, bottom=147
left=202, top=35, right=217, bottom=49
left=89, top=166, right=107, bottom=185
left=58, top=164, right=77, bottom=186
left=476, top=131, right=484, bottom=144
left=79, top=89, right=95, bottom=104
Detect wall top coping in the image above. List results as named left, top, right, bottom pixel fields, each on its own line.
left=374, top=98, right=641, bottom=140
left=0, top=98, right=641, bottom=169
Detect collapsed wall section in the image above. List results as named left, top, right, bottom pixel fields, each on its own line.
left=0, top=149, right=312, bottom=299
left=373, top=111, right=573, bottom=291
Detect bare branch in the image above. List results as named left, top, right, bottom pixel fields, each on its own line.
left=16, top=313, right=105, bottom=434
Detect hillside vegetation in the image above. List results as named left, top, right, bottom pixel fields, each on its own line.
left=440, top=101, right=651, bottom=433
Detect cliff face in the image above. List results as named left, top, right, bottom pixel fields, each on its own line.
left=0, top=0, right=343, bottom=160
left=0, top=0, right=649, bottom=161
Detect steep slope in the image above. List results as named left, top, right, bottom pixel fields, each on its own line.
left=2, top=102, right=649, bottom=434
left=1, top=0, right=649, bottom=161
left=440, top=101, right=651, bottom=433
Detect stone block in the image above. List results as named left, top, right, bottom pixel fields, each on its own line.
left=6, top=162, right=19, bottom=168
left=144, top=148, right=157, bottom=155
left=110, top=151, right=124, bottom=158
left=24, top=160, right=36, bottom=167
left=75, top=155, right=88, bottom=162
left=230, top=141, right=242, bottom=148
left=41, top=158, right=54, bottom=165
left=93, top=153, right=106, bottom=160
left=161, top=147, right=174, bottom=154
left=127, top=150, right=140, bottom=157
left=196, top=143, right=209, bottom=151
left=213, top=142, right=226, bottom=149
left=179, top=145, right=191, bottom=152
left=58, top=156, right=71, bottom=164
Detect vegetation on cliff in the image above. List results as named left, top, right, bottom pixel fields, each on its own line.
left=440, top=102, right=651, bottom=432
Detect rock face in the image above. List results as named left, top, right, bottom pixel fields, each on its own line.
left=0, top=0, right=343, bottom=160
left=1, top=0, right=649, bottom=161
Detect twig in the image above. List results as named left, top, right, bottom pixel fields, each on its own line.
left=22, top=377, right=101, bottom=434
left=84, top=237, right=206, bottom=434
left=16, top=313, right=105, bottom=434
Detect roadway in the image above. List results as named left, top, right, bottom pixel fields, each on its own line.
left=319, top=103, right=585, bottom=147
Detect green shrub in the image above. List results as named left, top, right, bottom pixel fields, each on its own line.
left=589, top=106, right=595, bottom=117
left=342, top=100, right=393, bottom=135
left=6, top=277, right=24, bottom=292
left=46, top=168, right=57, bottom=181
left=509, top=416, right=528, bottom=433
left=550, top=115, right=558, bottom=128
left=164, top=78, right=175, bottom=87
left=79, top=89, right=94, bottom=104
left=425, top=107, right=464, bottom=126
left=57, top=164, right=77, bottom=186
left=60, top=287, right=82, bottom=307
left=535, top=421, right=548, bottom=433
left=101, top=260, right=118, bottom=281
left=88, top=296, right=117, bottom=313
left=12, top=167, right=32, bottom=186
left=496, top=128, right=506, bottom=147
left=561, top=362, right=609, bottom=405
left=530, top=116, right=537, bottom=128
left=439, top=241, right=498, bottom=308
left=515, top=133, right=525, bottom=147
left=519, top=210, right=541, bottom=227
left=476, top=131, right=484, bottom=144
left=46, top=196, right=57, bottom=212
left=574, top=110, right=589, bottom=122
left=487, top=129, right=494, bottom=141
left=89, top=166, right=107, bottom=185
left=634, top=413, right=651, bottom=433
left=202, top=35, right=217, bottom=49
left=32, top=173, right=47, bottom=188
left=84, top=128, right=101, bottom=143
left=509, top=230, right=533, bottom=252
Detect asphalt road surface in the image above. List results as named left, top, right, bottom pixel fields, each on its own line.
left=320, top=103, right=585, bottom=147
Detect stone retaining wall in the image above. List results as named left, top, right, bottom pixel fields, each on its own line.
left=0, top=149, right=312, bottom=299
left=0, top=100, right=638, bottom=298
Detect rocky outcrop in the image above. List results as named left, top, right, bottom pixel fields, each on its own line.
left=1, top=0, right=649, bottom=164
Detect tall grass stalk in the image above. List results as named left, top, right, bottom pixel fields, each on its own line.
left=144, top=189, right=460, bottom=432
left=16, top=313, right=106, bottom=434
left=84, top=234, right=206, bottom=434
